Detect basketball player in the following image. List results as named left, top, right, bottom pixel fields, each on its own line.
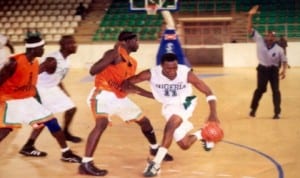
left=78, top=31, right=173, bottom=176
left=247, top=5, right=288, bottom=119
left=0, top=36, right=82, bottom=163
left=19, top=35, right=82, bottom=157
left=123, top=53, right=220, bottom=177
left=0, top=34, right=14, bottom=69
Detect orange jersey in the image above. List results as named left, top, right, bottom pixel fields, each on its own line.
left=94, top=47, right=137, bottom=98
left=0, top=53, right=39, bottom=101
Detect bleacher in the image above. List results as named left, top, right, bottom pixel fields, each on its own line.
left=92, top=0, right=163, bottom=41
left=0, top=0, right=92, bottom=43
left=236, top=0, right=300, bottom=38
left=91, top=0, right=299, bottom=42
left=1, top=0, right=299, bottom=43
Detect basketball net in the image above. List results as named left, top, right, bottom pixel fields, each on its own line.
left=146, top=4, right=158, bottom=15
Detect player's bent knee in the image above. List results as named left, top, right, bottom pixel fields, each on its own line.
left=44, top=118, right=61, bottom=133
left=177, top=140, right=190, bottom=150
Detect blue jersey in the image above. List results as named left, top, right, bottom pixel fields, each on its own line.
left=156, top=29, right=191, bottom=67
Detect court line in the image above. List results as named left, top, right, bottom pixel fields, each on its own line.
left=223, top=140, right=284, bottom=178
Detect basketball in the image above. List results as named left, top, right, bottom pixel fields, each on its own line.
left=201, top=122, right=224, bottom=142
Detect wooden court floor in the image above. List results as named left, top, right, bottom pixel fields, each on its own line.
left=0, top=67, right=299, bottom=178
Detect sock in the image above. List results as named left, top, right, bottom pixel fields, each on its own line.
left=82, top=157, right=93, bottom=163
left=153, top=147, right=168, bottom=165
left=23, top=139, right=35, bottom=148
left=142, top=129, right=157, bottom=145
left=192, top=130, right=202, bottom=141
left=61, top=147, right=70, bottom=153
left=150, top=144, right=159, bottom=149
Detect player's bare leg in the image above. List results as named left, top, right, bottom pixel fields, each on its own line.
left=135, top=116, right=173, bottom=161
left=79, top=117, right=108, bottom=176
left=0, top=128, right=13, bottom=142
left=19, top=127, right=47, bottom=157
left=144, top=116, right=180, bottom=177
left=63, top=107, right=82, bottom=143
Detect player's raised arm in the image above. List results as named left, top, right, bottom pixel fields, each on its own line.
left=89, top=49, right=119, bottom=76
left=247, top=5, right=259, bottom=34
left=0, top=58, right=17, bottom=86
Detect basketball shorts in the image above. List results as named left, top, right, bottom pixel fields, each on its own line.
left=0, top=97, right=53, bottom=128
left=87, top=88, right=144, bottom=122
left=162, top=97, right=197, bottom=141
left=37, top=86, right=75, bottom=113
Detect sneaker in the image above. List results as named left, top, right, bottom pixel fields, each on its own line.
left=273, top=114, right=280, bottom=119
left=150, top=147, right=173, bottom=161
left=249, top=110, right=256, bottom=118
left=79, top=161, right=108, bottom=176
left=19, top=146, right=47, bottom=157
left=64, top=132, right=82, bottom=143
left=61, top=150, right=82, bottom=163
left=201, top=139, right=215, bottom=152
left=143, top=160, right=160, bottom=177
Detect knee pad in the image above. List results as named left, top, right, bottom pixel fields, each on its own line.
left=44, top=118, right=61, bottom=133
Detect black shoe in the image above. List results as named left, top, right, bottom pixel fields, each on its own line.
left=273, top=114, right=280, bottom=119
left=201, top=139, right=215, bottom=152
left=79, top=161, right=108, bottom=176
left=19, top=146, right=47, bottom=157
left=150, top=147, right=174, bottom=161
left=249, top=110, right=256, bottom=118
left=64, top=132, right=82, bottom=143
left=61, top=150, right=82, bottom=163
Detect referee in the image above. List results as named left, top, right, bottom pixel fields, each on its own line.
left=247, top=5, right=288, bottom=119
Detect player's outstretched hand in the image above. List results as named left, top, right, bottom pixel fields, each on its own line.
left=248, top=5, right=259, bottom=15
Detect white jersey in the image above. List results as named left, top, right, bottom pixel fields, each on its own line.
left=252, top=30, right=287, bottom=67
left=37, top=51, right=70, bottom=88
left=150, top=64, right=192, bottom=105
left=0, top=34, right=8, bottom=69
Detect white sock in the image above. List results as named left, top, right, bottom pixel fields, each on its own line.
left=150, top=144, right=159, bottom=149
left=61, top=147, right=70, bottom=153
left=153, top=147, right=168, bottom=165
left=192, top=130, right=202, bottom=140
left=82, top=157, right=94, bottom=163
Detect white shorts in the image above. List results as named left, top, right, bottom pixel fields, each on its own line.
left=0, top=97, right=53, bottom=128
left=161, top=97, right=197, bottom=141
left=87, top=88, right=143, bottom=122
left=37, top=86, right=75, bottom=113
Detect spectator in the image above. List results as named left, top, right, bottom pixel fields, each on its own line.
left=75, top=2, right=87, bottom=19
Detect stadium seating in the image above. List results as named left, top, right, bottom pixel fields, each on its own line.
left=0, top=0, right=90, bottom=42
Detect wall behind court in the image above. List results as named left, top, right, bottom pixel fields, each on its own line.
left=12, top=42, right=300, bottom=69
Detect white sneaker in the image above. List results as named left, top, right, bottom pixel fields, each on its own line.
left=201, top=139, right=215, bottom=151
left=143, top=160, right=160, bottom=177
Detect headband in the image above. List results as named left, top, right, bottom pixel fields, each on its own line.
left=118, top=34, right=137, bottom=41
left=25, top=40, right=45, bottom=48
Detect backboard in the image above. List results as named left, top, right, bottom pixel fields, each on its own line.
left=129, top=0, right=178, bottom=14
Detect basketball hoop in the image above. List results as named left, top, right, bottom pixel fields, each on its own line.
left=146, top=4, right=158, bottom=15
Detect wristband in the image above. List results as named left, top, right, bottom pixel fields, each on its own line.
left=206, top=95, right=217, bottom=102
